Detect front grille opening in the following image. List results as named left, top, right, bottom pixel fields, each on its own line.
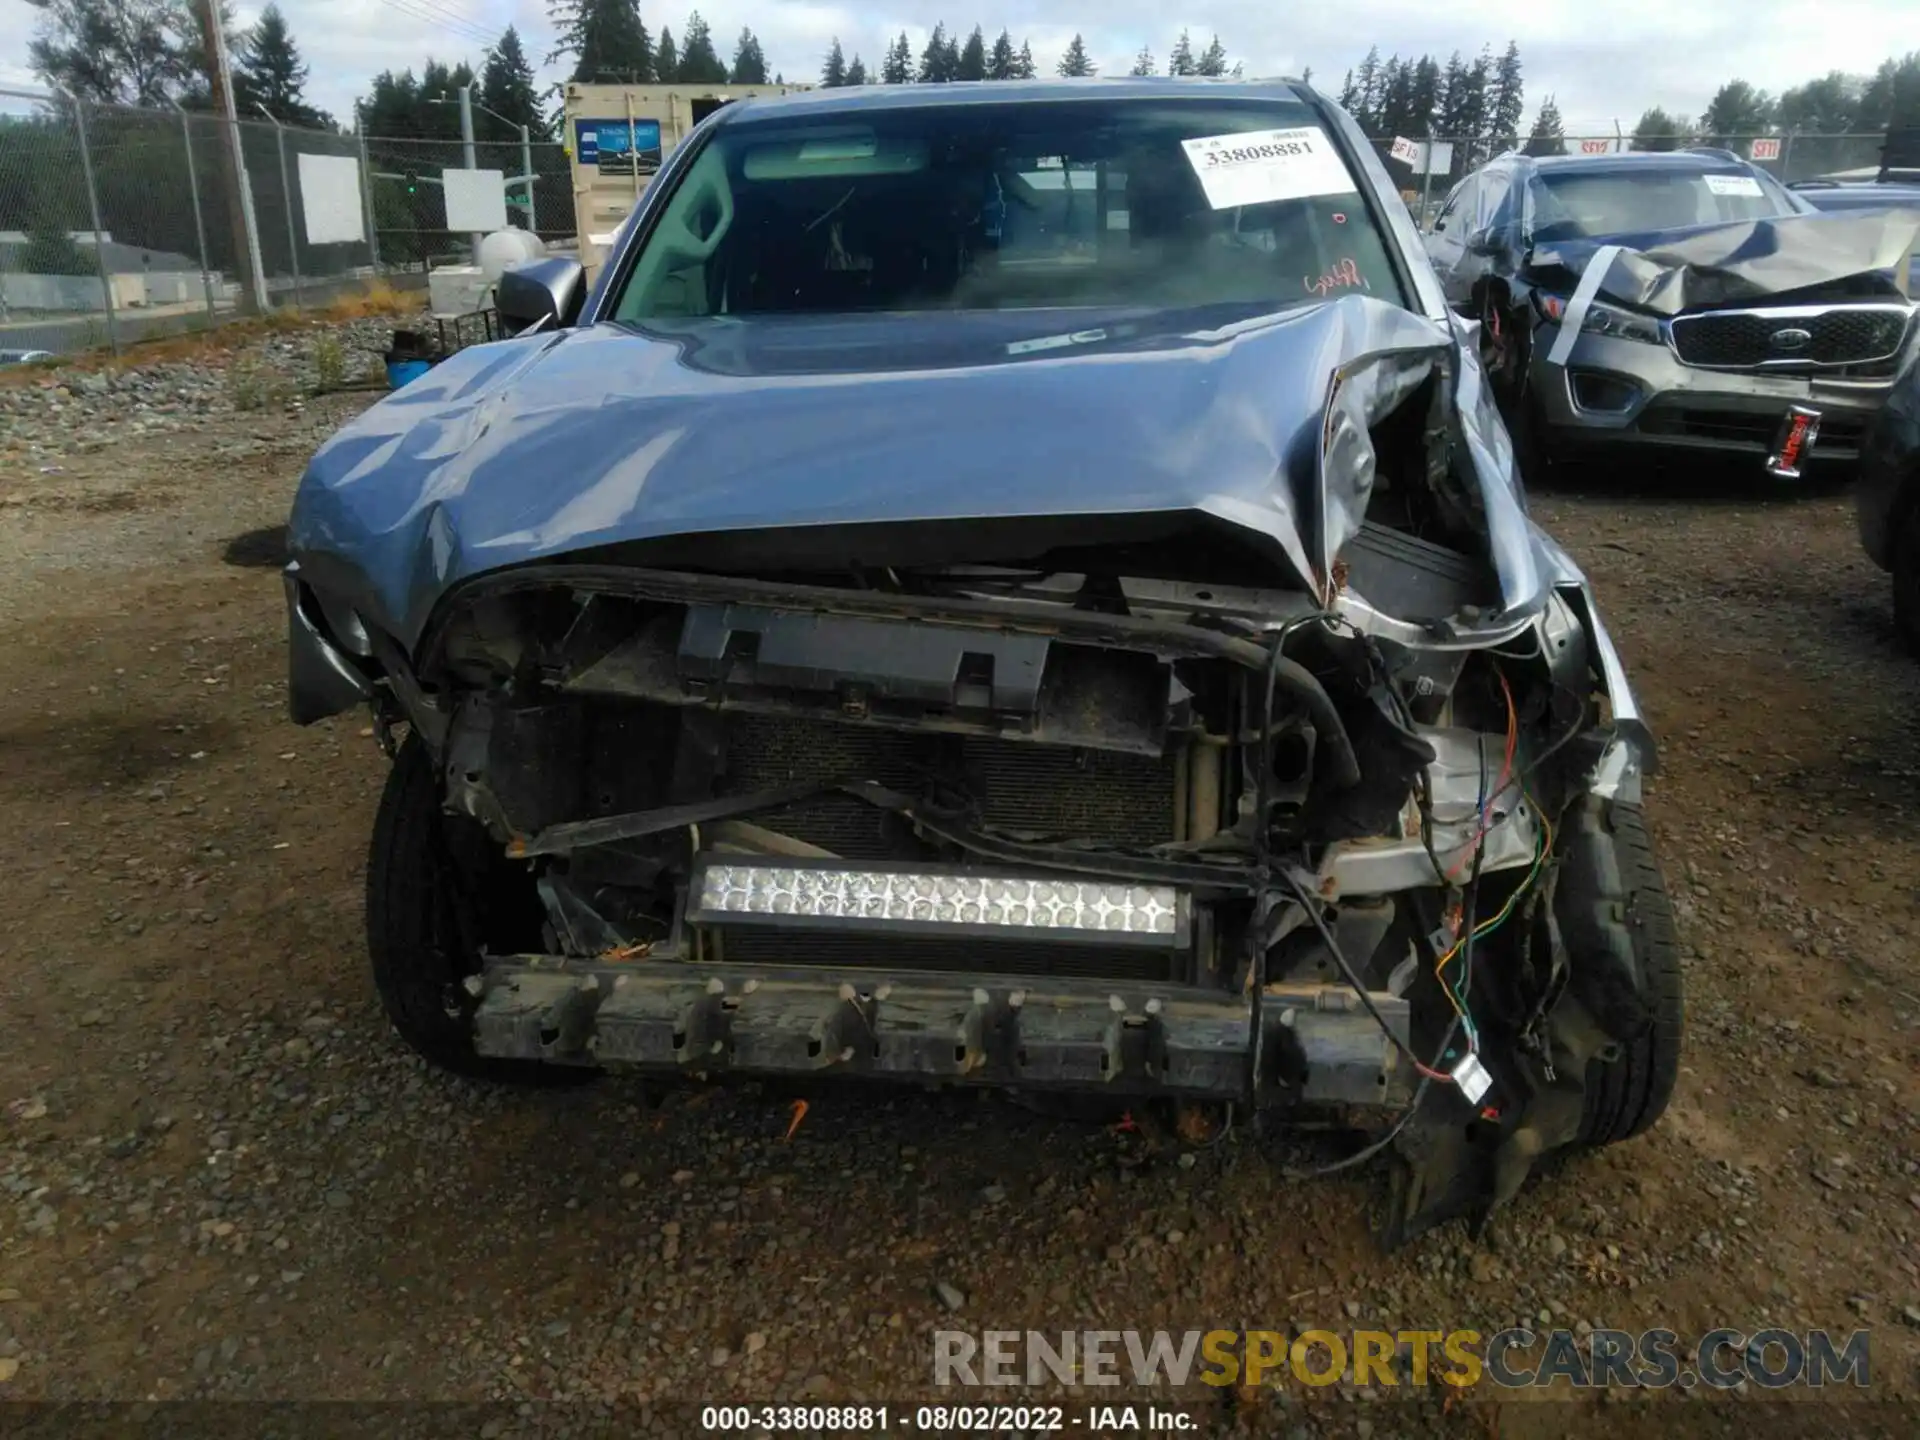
left=1570, top=370, right=1640, bottom=413
left=1670, top=307, right=1911, bottom=369
left=718, top=713, right=1181, bottom=860
left=1636, top=408, right=1868, bottom=454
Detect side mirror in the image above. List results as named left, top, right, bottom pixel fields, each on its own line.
left=498, top=257, right=586, bottom=337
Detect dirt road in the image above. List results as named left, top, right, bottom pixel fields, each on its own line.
left=1, top=332, right=1917, bottom=1434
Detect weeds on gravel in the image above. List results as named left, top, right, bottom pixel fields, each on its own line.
left=228, top=363, right=293, bottom=411
left=313, top=335, right=347, bottom=392
left=325, top=278, right=412, bottom=320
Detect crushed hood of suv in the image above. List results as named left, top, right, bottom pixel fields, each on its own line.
left=1528, top=211, right=1920, bottom=314
left=287, top=294, right=1554, bottom=654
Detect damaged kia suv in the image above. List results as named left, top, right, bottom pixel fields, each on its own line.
left=284, top=79, right=1680, bottom=1244
left=1427, top=149, right=1920, bottom=478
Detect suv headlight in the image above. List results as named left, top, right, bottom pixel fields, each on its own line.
left=1535, top=292, right=1663, bottom=346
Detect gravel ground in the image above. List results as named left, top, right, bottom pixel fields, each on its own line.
left=0, top=324, right=1918, bottom=1436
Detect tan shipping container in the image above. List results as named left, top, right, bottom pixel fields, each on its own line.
left=563, top=81, right=812, bottom=282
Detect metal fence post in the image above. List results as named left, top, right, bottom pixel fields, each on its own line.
left=357, top=130, right=381, bottom=270
left=520, top=122, right=535, bottom=230
left=1780, top=130, right=1797, bottom=183
left=66, top=94, right=121, bottom=355
left=459, top=84, right=481, bottom=263
left=258, top=111, right=305, bottom=311
left=174, top=103, right=219, bottom=330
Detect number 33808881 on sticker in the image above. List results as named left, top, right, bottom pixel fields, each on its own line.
left=1179, top=127, right=1358, bottom=210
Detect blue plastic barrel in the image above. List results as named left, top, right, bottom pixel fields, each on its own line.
left=386, top=358, right=433, bottom=389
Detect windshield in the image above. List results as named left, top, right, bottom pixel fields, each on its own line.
left=607, top=97, right=1404, bottom=323
left=1528, top=168, right=1799, bottom=242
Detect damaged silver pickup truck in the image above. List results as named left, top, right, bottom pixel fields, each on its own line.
left=284, top=79, right=1679, bottom=1245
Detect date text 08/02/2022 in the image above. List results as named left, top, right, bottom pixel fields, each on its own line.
left=699, top=1405, right=1199, bottom=1433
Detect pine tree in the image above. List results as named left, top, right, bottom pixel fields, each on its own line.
left=821, top=37, right=846, bottom=88
left=729, top=26, right=766, bottom=83
left=1353, top=45, right=1383, bottom=129
left=1700, top=80, right=1775, bottom=141
left=1408, top=56, right=1441, bottom=137
left=653, top=26, right=676, bottom=82
left=956, top=26, right=987, bottom=82
left=844, top=54, right=867, bottom=86
left=547, top=0, right=653, bottom=83
left=1013, top=41, right=1035, bottom=79
left=1437, top=51, right=1470, bottom=139
left=917, top=23, right=957, bottom=83
left=677, top=12, right=727, bottom=83
left=1523, top=94, right=1566, bottom=156
left=986, top=30, right=1016, bottom=80
left=1487, top=41, right=1524, bottom=151
left=1378, top=58, right=1413, bottom=138
left=479, top=26, right=549, bottom=140
left=881, top=32, right=912, bottom=83
left=1168, top=30, right=1195, bottom=78
left=1776, top=72, right=1860, bottom=133
left=1196, top=35, right=1228, bottom=77
left=1130, top=46, right=1155, bottom=77
left=1057, top=34, right=1095, bottom=78
left=27, top=0, right=195, bottom=106
left=234, top=4, right=330, bottom=128
left=1631, top=106, right=1687, bottom=151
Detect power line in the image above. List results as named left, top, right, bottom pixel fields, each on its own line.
left=408, top=0, right=502, bottom=43
left=376, top=0, right=496, bottom=48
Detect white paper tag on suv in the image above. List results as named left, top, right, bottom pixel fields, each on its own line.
left=1704, top=174, right=1764, bottom=197
left=1180, top=128, right=1357, bottom=209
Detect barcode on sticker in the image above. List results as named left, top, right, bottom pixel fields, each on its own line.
left=1180, top=128, right=1358, bottom=210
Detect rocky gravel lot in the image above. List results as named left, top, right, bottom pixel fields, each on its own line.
left=1, top=323, right=1918, bottom=1436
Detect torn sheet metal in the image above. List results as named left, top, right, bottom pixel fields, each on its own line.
left=1528, top=212, right=1920, bottom=315
left=289, top=294, right=1553, bottom=654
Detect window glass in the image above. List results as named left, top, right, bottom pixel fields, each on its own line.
left=608, top=98, right=1407, bottom=321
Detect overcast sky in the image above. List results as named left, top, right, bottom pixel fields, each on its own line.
left=0, top=0, right=1910, bottom=133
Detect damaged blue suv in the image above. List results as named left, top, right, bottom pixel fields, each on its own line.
left=283, top=79, right=1680, bottom=1246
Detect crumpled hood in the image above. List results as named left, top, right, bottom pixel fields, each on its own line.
left=1526, top=210, right=1920, bottom=314
left=288, top=294, right=1544, bottom=653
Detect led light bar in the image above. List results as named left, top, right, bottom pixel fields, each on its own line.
left=688, top=857, right=1190, bottom=950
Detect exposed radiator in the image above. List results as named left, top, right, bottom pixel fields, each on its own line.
left=718, top=713, right=1182, bottom=861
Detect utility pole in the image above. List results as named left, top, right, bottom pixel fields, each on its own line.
left=519, top=121, right=535, bottom=231
left=202, top=0, right=268, bottom=312
left=458, top=84, right=481, bottom=263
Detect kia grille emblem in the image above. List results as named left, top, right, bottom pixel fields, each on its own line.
left=1769, top=327, right=1813, bottom=353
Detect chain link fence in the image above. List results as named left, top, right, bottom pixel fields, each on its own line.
left=0, top=86, right=1905, bottom=360
left=1364, top=132, right=1895, bottom=227
left=361, top=135, right=576, bottom=266
left=0, top=87, right=580, bottom=359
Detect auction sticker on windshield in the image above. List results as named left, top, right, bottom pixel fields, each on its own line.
left=1704, top=174, right=1764, bottom=197
left=1181, top=128, right=1357, bottom=209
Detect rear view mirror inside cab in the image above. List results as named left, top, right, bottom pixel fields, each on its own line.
left=742, top=129, right=929, bottom=180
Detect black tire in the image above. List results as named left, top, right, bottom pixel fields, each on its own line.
left=1892, top=504, right=1920, bottom=659
left=366, top=735, right=595, bottom=1086
left=1577, top=803, right=1684, bottom=1146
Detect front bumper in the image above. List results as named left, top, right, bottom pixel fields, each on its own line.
left=471, top=956, right=1416, bottom=1109
left=1529, top=325, right=1906, bottom=466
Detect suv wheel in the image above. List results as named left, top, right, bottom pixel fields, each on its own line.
left=1574, top=802, right=1685, bottom=1146
left=366, top=735, right=595, bottom=1086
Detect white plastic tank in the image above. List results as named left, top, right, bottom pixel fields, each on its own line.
left=478, top=228, right=547, bottom=284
